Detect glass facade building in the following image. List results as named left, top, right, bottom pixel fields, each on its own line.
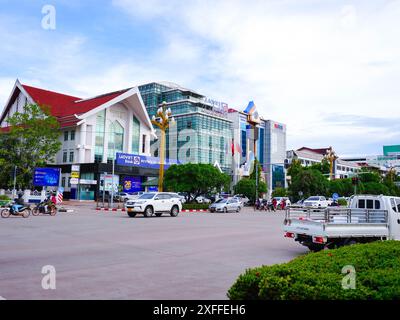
left=138, top=82, right=233, bottom=173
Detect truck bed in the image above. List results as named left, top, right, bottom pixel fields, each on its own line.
left=284, top=208, right=389, bottom=238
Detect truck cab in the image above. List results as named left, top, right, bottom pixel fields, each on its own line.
left=283, top=195, right=400, bottom=251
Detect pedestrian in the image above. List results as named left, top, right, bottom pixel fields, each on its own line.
left=272, top=198, right=277, bottom=211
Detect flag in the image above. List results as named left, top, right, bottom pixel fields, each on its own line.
left=244, top=101, right=256, bottom=115
left=231, top=139, right=235, bottom=156
left=236, top=142, right=242, bottom=154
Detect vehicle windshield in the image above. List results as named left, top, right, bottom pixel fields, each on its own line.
left=138, top=193, right=156, bottom=200
left=307, top=197, right=320, bottom=201
left=215, top=199, right=227, bottom=203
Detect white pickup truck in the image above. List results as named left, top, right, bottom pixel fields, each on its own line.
left=283, top=195, right=400, bottom=251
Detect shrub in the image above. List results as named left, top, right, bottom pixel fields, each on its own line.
left=228, top=241, right=400, bottom=300
left=337, top=198, right=348, bottom=206
left=182, top=203, right=210, bottom=210
left=0, top=195, right=10, bottom=201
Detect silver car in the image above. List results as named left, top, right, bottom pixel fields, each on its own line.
left=209, top=198, right=242, bottom=213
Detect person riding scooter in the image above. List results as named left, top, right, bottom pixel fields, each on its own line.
left=12, top=193, right=25, bottom=213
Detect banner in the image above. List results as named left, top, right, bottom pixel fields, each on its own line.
left=123, top=176, right=142, bottom=192
left=33, top=168, right=60, bottom=187
left=116, top=153, right=181, bottom=169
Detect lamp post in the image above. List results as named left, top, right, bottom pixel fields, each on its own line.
left=151, top=101, right=175, bottom=192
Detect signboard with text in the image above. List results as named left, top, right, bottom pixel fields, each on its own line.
left=33, top=168, right=60, bottom=187
left=116, top=153, right=181, bottom=169
left=123, top=176, right=142, bottom=192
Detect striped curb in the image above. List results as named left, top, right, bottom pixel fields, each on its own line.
left=96, top=207, right=126, bottom=212
left=181, top=209, right=210, bottom=213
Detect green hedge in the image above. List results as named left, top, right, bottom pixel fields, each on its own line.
left=228, top=241, right=400, bottom=300
left=0, top=195, right=10, bottom=201
left=182, top=203, right=210, bottom=210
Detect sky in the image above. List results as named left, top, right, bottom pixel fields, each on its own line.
left=0, top=0, right=399, bottom=157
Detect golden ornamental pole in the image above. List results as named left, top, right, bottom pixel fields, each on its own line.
left=151, top=102, right=174, bottom=193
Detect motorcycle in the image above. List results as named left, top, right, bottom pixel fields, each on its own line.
left=32, top=200, right=57, bottom=216
left=1, top=202, right=32, bottom=218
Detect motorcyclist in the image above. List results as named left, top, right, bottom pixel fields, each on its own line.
left=12, top=193, right=25, bottom=213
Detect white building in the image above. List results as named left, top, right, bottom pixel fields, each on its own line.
left=0, top=79, right=156, bottom=200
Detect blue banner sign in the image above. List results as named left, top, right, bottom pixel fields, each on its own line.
left=116, top=153, right=181, bottom=169
left=33, top=168, right=60, bottom=187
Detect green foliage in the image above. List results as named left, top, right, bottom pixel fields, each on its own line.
left=0, top=195, right=10, bottom=201
left=361, top=182, right=390, bottom=195
left=287, top=159, right=303, bottom=178
left=329, top=178, right=354, bottom=197
left=359, top=168, right=381, bottom=183
left=228, top=241, right=400, bottom=300
left=307, top=158, right=330, bottom=175
left=182, top=203, right=210, bottom=210
left=234, top=178, right=267, bottom=204
left=271, top=187, right=288, bottom=198
left=0, top=104, right=61, bottom=188
left=164, top=163, right=230, bottom=203
left=289, top=169, right=329, bottom=201
left=337, top=198, right=348, bottom=206
left=249, top=159, right=263, bottom=181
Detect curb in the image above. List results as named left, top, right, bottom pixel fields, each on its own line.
left=96, top=208, right=126, bottom=212
left=181, top=209, right=209, bottom=213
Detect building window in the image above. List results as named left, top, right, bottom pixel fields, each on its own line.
left=61, top=177, right=66, bottom=188
left=108, top=121, right=124, bottom=160
left=95, top=110, right=106, bottom=162
left=68, top=177, right=71, bottom=188
left=132, top=116, right=140, bottom=154
left=64, top=131, right=69, bottom=141
left=70, top=130, right=75, bottom=141
left=142, top=135, right=146, bottom=153
left=69, top=151, right=74, bottom=163
left=63, top=151, right=67, bottom=163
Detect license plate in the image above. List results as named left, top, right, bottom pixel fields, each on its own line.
left=128, top=208, right=134, bottom=212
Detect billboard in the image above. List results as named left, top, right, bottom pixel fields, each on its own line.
left=123, top=176, right=142, bottom=192
left=116, top=153, right=181, bottom=169
left=33, top=168, right=60, bottom=187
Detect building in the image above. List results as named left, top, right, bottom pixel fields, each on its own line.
left=138, top=82, right=233, bottom=173
left=0, top=79, right=157, bottom=200
left=286, top=147, right=360, bottom=179
left=227, top=109, right=287, bottom=197
left=343, top=145, right=400, bottom=175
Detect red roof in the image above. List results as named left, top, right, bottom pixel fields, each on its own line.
left=20, top=85, right=131, bottom=128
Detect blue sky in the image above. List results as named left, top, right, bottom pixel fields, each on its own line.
left=1, top=0, right=400, bottom=156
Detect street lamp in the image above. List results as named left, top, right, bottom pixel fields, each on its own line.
left=151, top=101, right=175, bottom=192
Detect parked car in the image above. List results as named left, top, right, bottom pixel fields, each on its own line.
left=209, top=197, right=242, bottom=213
left=125, top=192, right=182, bottom=218
left=233, top=195, right=250, bottom=206
left=196, top=196, right=211, bottom=204
left=302, top=196, right=329, bottom=209
left=167, top=192, right=186, bottom=204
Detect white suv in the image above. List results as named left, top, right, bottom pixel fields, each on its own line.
left=125, top=192, right=182, bottom=218
left=303, top=196, right=329, bottom=209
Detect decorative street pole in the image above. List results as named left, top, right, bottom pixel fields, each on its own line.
left=325, top=146, right=338, bottom=181
left=151, top=101, right=175, bottom=192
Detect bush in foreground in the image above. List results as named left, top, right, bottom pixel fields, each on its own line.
left=182, top=203, right=210, bottom=210
left=228, top=241, right=400, bottom=300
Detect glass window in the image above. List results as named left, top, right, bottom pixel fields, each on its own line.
left=70, top=130, right=75, bottom=141
left=63, top=151, right=67, bottom=163
left=61, top=177, right=66, bottom=188
left=132, top=116, right=140, bottom=154
left=391, top=198, right=397, bottom=212
left=142, top=135, right=146, bottom=153
left=64, top=131, right=68, bottom=141
left=366, top=199, right=374, bottom=209
left=375, top=200, right=381, bottom=210
left=108, top=121, right=124, bottom=160
left=358, top=199, right=365, bottom=209
left=95, top=110, right=105, bottom=160
left=395, top=199, right=400, bottom=213
left=69, top=151, right=74, bottom=163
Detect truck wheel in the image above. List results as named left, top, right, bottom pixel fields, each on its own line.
left=127, top=212, right=136, bottom=218
left=307, top=244, right=325, bottom=252
left=170, top=205, right=179, bottom=217
left=144, top=206, right=153, bottom=217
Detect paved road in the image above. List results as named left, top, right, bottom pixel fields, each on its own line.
left=0, top=206, right=307, bottom=300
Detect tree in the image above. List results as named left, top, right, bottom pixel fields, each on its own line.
left=329, top=178, right=354, bottom=197
left=287, top=159, right=303, bottom=178
left=271, top=187, right=288, bottom=198
left=307, top=158, right=330, bottom=175
left=164, top=163, right=230, bottom=202
left=249, top=159, right=263, bottom=181
left=0, top=104, right=61, bottom=188
left=289, top=169, right=329, bottom=201
left=234, top=178, right=267, bottom=204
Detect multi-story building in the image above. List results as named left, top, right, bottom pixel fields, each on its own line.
left=0, top=79, right=156, bottom=200
left=138, top=82, right=233, bottom=173
left=227, top=109, right=287, bottom=197
left=286, top=147, right=360, bottom=179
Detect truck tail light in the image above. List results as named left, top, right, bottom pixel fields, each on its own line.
left=313, top=236, right=327, bottom=244
left=284, top=232, right=295, bottom=238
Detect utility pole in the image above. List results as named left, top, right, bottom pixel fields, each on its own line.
left=13, top=166, right=17, bottom=198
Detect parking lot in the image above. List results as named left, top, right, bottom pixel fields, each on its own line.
left=0, top=206, right=307, bottom=300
